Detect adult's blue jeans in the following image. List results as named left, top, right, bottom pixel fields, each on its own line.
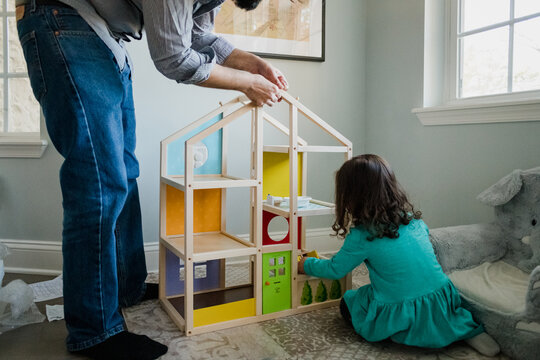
left=17, top=2, right=147, bottom=351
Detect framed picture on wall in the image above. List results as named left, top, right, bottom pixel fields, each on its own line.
left=214, top=0, right=325, bottom=62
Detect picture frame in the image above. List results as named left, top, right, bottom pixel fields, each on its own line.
left=214, top=0, right=325, bottom=62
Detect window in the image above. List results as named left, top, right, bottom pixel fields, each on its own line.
left=0, top=0, right=45, bottom=157
left=414, top=0, right=540, bottom=125
left=451, top=0, right=540, bottom=100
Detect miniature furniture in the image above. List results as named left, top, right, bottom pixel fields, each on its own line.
left=430, top=167, right=540, bottom=360
left=159, top=92, right=353, bottom=336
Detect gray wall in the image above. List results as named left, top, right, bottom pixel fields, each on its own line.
left=0, top=0, right=366, bottom=244
left=364, top=0, right=540, bottom=228
left=3, top=0, right=538, bottom=251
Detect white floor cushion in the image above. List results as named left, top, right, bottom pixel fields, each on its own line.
left=449, top=261, right=529, bottom=314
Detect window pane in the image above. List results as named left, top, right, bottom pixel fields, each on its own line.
left=515, top=0, right=540, bottom=17
left=0, top=79, right=4, bottom=131
left=8, top=17, right=26, bottom=73
left=462, top=0, right=510, bottom=32
left=461, top=27, right=509, bottom=97
left=8, top=77, right=40, bottom=132
left=8, top=0, right=15, bottom=12
left=513, top=18, right=540, bottom=92
left=0, top=18, right=4, bottom=72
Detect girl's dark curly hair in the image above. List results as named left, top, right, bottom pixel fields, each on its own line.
left=233, top=0, right=263, bottom=11
left=332, top=154, right=422, bottom=240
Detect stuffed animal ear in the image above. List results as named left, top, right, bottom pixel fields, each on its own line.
left=477, top=169, right=523, bottom=206
left=521, top=166, right=540, bottom=177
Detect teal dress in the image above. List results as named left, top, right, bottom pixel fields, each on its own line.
left=304, top=219, right=483, bottom=348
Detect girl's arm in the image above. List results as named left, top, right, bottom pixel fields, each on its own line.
left=302, top=229, right=368, bottom=280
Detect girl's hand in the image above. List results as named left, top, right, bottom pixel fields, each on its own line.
left=298, top=257, right=306, bottom=274
left=243, top=74, right=281, bottom=107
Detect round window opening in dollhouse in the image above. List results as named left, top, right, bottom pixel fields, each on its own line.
left=267, top=216, right=289, bottom=242
left=193, top=142, right=209, bottom=168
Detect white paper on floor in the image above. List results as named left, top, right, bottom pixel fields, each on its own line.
left=29, top=275, right=63, bottom=302
left=46, top=304, right=64, bottom=321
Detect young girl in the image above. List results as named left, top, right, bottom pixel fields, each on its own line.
left=298, top=154, right=500, bottom=356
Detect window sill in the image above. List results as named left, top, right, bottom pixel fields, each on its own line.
left=412, top=99, right=540, bottom=126
left=0, top=137, right=48, bottom=158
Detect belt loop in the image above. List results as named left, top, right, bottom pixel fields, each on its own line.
left=29, top=0, right=37, bottom=12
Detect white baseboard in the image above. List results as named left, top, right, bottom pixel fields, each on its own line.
left=1, top=228, right=339, bottom=275
left=1, top=239, right=62, bottom=276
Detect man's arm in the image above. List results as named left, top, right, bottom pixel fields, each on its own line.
left=190, top=7, right=288, bottom=92
left=143, top=0, right=287, bottom=106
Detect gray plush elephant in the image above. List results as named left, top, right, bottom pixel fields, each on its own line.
left=430, top=167, right=540, bottom=360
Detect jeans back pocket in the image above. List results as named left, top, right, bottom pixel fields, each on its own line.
left=19, top=30, right=46, bottom=101
left=53, top=8, right=95, bottom=34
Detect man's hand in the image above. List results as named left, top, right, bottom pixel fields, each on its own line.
left=199, top=49, right=289, bottom=107
left=243, top=74, right=281, bottom=107
left=222, top=49, right=289, bottom=100
left=198, top=65, right=282, bottom=107
left=255, top=59, right=288, bottom=91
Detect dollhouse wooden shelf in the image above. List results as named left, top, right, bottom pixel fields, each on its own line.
left=160, top=232, right=257, bottom=262
left=296, top=298, right=341, bottom=310
left=161, top=174, right=258, bottom=191
left=297, top=273, right=327, bottom=282
left=263, top=145, right=350, bottom=153
left=262, top=199, right=335, bottom=217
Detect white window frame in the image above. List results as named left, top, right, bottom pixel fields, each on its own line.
left=0, top=0, right=47, bottom=158
left=413, top=0, right=540, bottom=126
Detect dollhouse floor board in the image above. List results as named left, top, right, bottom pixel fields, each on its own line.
left=168, top=285, right=254, bottom=317
left=0, top=266, right=511, bottom=360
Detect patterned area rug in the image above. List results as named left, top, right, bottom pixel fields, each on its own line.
left=123, top=265, right=509, bottom=360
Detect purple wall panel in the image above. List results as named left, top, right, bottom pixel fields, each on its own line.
left=165, top=248, right=221, bottom=296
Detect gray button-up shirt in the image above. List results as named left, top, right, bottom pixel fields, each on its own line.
left=57, top=0, right=235, bottom=84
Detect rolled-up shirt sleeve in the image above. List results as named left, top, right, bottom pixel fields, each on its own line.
left=143, top=0, right=232, bottom=84
left=191, top=7, right=235, bottom=65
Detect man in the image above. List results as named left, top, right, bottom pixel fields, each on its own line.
left=16, top=0, right=287, bottom=358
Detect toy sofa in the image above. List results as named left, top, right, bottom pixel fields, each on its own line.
left=430, top=167, right=540, bottom=360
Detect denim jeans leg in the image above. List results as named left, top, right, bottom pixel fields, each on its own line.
left=17, top=6, right=142, bottom=351
left=116, top=180, right=147, bottom=307
left=116, top=68, right=148, bottom=307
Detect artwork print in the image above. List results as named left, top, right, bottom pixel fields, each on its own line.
left=214, top=0, right=325, bottom=61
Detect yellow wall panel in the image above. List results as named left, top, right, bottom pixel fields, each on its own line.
left=165, top=186, right=221, bottom=235
left=263, top=152, right=303, bottom=198
left=193, top=298, right=256, bottom=327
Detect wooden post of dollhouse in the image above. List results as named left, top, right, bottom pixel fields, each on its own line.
left=300, top=151, right=308, bottom=249
left=219, top=109, right=229, bottom=289
left=289, top=103, right=299, bottom=308
left=158, top=181, right=167, bottom=300
left=254, top=106, right=263, bottom=315
left=184, top=142, right=195, bottom=335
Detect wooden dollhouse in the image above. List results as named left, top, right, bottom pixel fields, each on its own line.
left=159, top=92, right=353, bottom=336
